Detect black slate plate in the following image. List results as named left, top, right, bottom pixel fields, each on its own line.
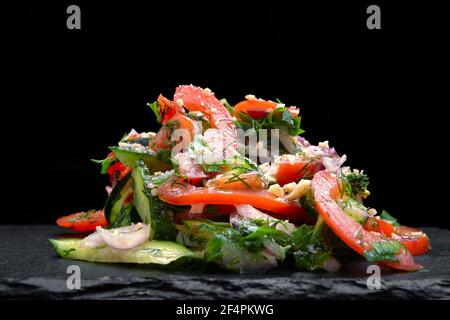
left=1, top=225, right=449, bottom=299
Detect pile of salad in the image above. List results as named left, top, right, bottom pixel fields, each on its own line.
left=50, top=85, right=430, bottom=273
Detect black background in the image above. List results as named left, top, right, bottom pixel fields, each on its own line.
left=1, top=1, right=449, bottom=228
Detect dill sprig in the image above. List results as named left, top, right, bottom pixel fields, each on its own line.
left=224, top=171, right=253, bottom=189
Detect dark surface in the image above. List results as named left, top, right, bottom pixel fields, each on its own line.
left=1, top=2, right=450, bottom=229
left=0, top=225, right=449, bottom=299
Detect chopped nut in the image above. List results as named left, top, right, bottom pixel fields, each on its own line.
left=341, top=166, right=351, bottom=175
left=284, top=180, right=311, bottom=201
left=287, top=154, right=296, bottom=165
left=203, top=87, right=213, bottom=95
left=141, top=131, right=156, bottom=138
left=319, top=140, right=330, bottom=149
left=259, top=161, right=278, bottom=184
left=275, top=154, right=297, bottom=165
left=268, top=184, right=284, bottom=197
left=245, top=94, right=256, bottom=100
left=259, top=162, right=271, bottom=172
left=282, top=182, right=297, bottom=194
left=175, top=98, right=184, bottom=108
left=361, top=189, right=371, bottom=198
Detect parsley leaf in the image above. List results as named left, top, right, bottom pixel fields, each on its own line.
left=379, top=210, right=401, bottom=227
left=364, top=240, right=403, bottom=262
left=202, top=219, right=289, bottom=271
left=204, top=236, right=226, bottom=262
left=202, top=163, right=223, bottom=173
left=200, top=215, right=336, bottom=272
left=290, top=223, right=331, bottom=271
left=343, top=171, right=370, bottom=198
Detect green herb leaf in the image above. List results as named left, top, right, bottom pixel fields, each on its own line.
left=379, top=210, right=401, bottom=227
left=202, top=219, right=289, bottom=271
left=147, top=101, right=162, bottom=124
left=221, top=98, right=234, bottom=115
left=203, top=163, right=223, bottom=173
left=343, top=171, right=370, bottom=198
left=237, top=222, right=288, bottom=252
left=204, top=237, right=226, bottom=262
left=300, top=190, right=319, bottom=220
left=290, top=223, right=331, bottom=271
left=91, top=153, right=117, bottom=174
left=364, top=240, right=403, bottom=262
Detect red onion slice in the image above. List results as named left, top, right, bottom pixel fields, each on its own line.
left=96, top=223, right=150, bottom=250
left=235, top=204, right=271, bottom=220
left=79, top=232, right=105, bottom=249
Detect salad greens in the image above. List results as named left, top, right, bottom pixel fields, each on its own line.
left=51, top=85, right=429, bottom=273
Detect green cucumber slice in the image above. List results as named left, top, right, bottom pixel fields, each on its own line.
left=49, top=238, right=201, bottom=265
left=132, top=160, right=176, bottom=240
left=338, top=198, right=369, bottom=224
left=104, top=172, right=134, bottom=227
left=110, top=145, right=172, bottom=173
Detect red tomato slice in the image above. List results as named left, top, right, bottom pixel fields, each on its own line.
left=364, top=218, right=431, bottom=256
left=176, top=152, right=208, bottom=185
left=394, top=226, right=431, bottom=256
left=157, top=179, right=311, bottom=221
left=233, top=99, right=300, bottom=120
left=276, top=156, right=322, bottom=186
left=205, top=171, right=267, bottom=190
left=152, top=113, right=198, bottom=150
left=234, top=100, right=277, bottom=120
left=364, top=217, right=396, bottom=237
left=174, top=85, right=237, bottom=150
left=56, top=210, right=107, bottom=232
left=107, top=161, right=131, bottom=181
left=312, top=171, right=421, bottom=271
left=152, top=127, right=172, bottom=150
left=157, top=94, right=182, bottom=124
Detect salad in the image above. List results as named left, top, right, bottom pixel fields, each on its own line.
left=50, top=85, right=430, bottom=273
